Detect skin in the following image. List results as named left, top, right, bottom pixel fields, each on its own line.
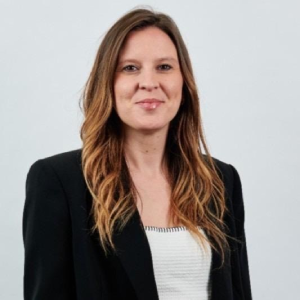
left=113, top=26, right=184, bottom=226
left=114, top=26, right=183, bottom=137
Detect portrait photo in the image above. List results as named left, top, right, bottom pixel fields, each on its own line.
left=1, top=1, right=299, bottom=299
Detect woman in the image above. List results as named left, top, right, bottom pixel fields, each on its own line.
left=23, top=8, right=252, bottom=300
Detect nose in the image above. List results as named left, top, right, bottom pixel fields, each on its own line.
left=138, top=70, right=159, bottom=91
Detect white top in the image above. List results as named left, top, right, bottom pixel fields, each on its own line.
left=144, top=226, right=212, bottom=300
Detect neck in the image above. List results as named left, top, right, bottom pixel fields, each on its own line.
left=123, top=126, right=169, bottom=177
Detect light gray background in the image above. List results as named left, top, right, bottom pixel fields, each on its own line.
left=1, top=0, right=299, bottom=299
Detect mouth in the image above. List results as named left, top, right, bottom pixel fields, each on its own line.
left=136, top=98, right=164, bottom=110
left=136, top=98, right=164, bottom=104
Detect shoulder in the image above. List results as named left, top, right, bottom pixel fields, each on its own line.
left=30, top=148, right=82, bottom=170
left=209, top=156, right=247, bottom=225
left=26, top=149, right=84, bottom=192
left=210, top=156, right=238, bottom=182
left=209, top=156, right=243, bottom=200
left=28, top=149, right=82, bottom=175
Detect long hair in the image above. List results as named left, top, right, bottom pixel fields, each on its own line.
left=80, top=7, right=230, bottom=263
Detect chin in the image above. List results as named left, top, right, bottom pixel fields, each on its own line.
left=139, top=124, right=170, bottom=134
left=122, top=120, right=170, bottom=134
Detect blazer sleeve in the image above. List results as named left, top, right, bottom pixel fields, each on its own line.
left=23, top=159, right=76, bottom=300
left=229, top=164, right=252, bottom=300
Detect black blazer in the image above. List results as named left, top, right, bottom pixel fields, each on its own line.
left=23, top=149, right=252, bottom=300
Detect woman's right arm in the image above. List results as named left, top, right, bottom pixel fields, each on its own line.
left=23, top=159, right=76, bottom=300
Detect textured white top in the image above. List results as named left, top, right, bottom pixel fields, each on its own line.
left=144, top=226, right=212, bottom=300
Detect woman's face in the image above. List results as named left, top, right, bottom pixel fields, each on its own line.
left=114, top=26, right=183, bottom=133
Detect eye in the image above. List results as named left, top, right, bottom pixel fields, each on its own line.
left=122, top=65, right=138, bottom=72
left=158, top=64, right=172, bottom=71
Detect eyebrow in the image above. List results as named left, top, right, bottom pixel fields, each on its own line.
left=118, top=57, right=179, bottom=65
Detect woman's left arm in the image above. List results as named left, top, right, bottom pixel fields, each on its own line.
left=229, top=164, right=252, bottom=299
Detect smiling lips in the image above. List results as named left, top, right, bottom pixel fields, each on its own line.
left=136, top=98, right=164, bottom=110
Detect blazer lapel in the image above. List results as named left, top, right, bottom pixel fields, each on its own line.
left=113, top=210, right=159, bottom=300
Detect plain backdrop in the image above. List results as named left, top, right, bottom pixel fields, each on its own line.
left=1, top=0, right=299, bottom=299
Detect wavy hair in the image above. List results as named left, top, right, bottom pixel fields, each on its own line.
left=80, top=7, right=230, bottom=263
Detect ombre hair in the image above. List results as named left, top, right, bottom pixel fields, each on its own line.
left=80, top=7, right=230, bottom=263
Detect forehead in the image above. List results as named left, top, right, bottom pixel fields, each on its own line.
left=118, top=27, right=178, bottom=60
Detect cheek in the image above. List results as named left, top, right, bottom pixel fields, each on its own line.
left=166, top=77, right=183, bottom=100
left=114, top=81, right=133, bottom=116
left=114, top=78, right=135, bottom=100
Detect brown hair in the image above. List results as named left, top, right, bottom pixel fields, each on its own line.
left=80, top=7, right=230, bottom=263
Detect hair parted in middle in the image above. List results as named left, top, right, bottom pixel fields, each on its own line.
left=80, top=7, right=231, bottom=265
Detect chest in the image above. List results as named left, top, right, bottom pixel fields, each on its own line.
left=144, top=227, right=212, bottom=299
left=130, top=173, right=173, bottom=227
